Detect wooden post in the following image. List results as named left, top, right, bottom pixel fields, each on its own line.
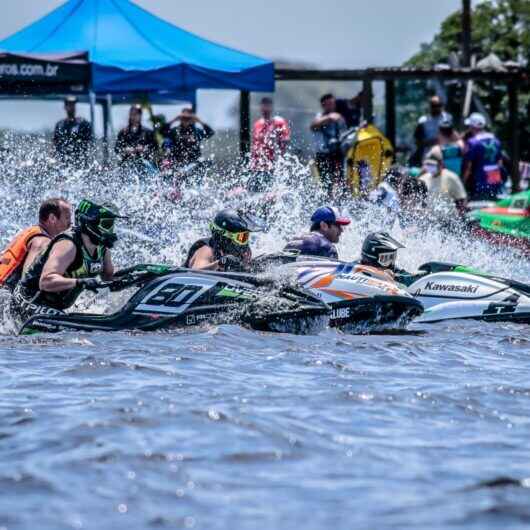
left=385, top=79, right=396, bottom=148
left=239, top=90, right=251, bottom=157
left=362, top=77, right=373, bottom=124
left=508, top=80, right=520, bottom=192
left=462, top=0, right=472, bottom=67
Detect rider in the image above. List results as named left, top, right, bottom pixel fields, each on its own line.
left=11, top=200, right=124, bottom=322
left=184, top=209, right=261, bottom=272
left=283, top=206, right=351, bottom=259
left=357, top=231, right=415, bottom=284
left=0, top=198, right=72, bottom=291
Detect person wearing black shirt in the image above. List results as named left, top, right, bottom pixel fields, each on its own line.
left=53, top=96, right=93, bottom=167
left=115, top=104, right=157, bottom=167
left=164, top=108, right=214, bottom=166
left=335, top=90, right=363, bottom=129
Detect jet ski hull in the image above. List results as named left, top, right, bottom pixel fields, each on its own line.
left=18, top=269, right=329, bottom=335
left=407, top=263, right=530, bottom=324
left=254, top=256, right=423, bottom=331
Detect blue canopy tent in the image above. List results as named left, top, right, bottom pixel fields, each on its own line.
left=0, top=0, right=275, bottom=151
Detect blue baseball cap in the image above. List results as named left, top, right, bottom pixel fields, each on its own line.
left=311, top=206, right=351, bottom=226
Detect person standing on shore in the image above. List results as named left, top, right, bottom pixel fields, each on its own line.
left=310, top=94, right=347, bottom=198
left=248, top=97, right=291, bottom=192
left=462, top=113, right=503, bottom=200
left=53, top=96, right=93, bottom=167
left=163, top=108, right=215, bottom=167
left=115, top=104, right=157, bottom=167
left=411, top=95, right=452, bottom=166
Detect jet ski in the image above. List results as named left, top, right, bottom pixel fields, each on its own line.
left=468, top=191, right=530, bottom=256
left=252, top=254, right=424, bottom=332
left=401, top=261, right=530, bottom=324
left=18, top=264, right=329, bottom=335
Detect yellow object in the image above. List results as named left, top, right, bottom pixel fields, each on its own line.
left=344, top=124, right=394, bottom=197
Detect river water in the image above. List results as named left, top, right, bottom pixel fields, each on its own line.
left=1, top=143, right=530, bottom=529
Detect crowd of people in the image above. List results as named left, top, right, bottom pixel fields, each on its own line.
left=49, top=92, right=507, bottom=228
left=51, top=97, right=216, bottom=174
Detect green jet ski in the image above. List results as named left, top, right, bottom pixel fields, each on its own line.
left=469, top=191, right=530, bottom=255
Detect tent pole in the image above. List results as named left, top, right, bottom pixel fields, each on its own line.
left=102, top=98, right=110, bottom=165
left=89, top=90, right=96, bottom=137
left=239, top=90, right=250, bottom=157
left=106, top=94, right=114, bottom=137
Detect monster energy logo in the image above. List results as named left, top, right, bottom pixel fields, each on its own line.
left=77, top=200, right=92, bottom=213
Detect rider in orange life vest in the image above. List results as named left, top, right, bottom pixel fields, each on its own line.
left=0, top=198, right=71, bottom=289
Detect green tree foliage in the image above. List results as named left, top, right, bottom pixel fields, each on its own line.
left=404, top=0, right=530, bottom=161
left=406, top=0, right=530, bottom=67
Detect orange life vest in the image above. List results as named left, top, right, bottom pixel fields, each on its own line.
left=0, top=225, right=49, bottom=287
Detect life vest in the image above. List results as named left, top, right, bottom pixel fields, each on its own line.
left=19, top=228, right=106, bottom=310
left=0, top=226, right=49, bottom=289
left=183, top=238, right=222, bottom=268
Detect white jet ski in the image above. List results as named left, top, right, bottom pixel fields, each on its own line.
left=253, top=254, right=424, bottom=331
left=402, top=262, right=530, bottom=324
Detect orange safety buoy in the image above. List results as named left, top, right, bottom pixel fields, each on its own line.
left=0, top=226, right=49, bottom=287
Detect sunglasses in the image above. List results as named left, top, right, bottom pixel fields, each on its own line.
left=211, top=223, right=250, bottom=246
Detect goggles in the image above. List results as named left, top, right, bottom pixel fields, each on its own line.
left=377, top=251, right=397, bottom=268
left=210, top=222, right=250, bottom=246
left=98, top=217, right=115, bottom=233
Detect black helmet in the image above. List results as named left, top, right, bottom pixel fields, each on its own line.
left=361, top=232, right=404, bottom=270
left=210, top=209, right=263, bottom=256
left=75, top=199, right=125, bottom=249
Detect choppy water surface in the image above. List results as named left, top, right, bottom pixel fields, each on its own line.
left=1, top=140, right=530, bottom=529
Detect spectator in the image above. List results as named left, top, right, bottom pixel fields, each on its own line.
left=424, top=116, right=465, bottom=177
left=335, top=90, right=363, bottom=129
left=462, top=112, right=503, bottom=200
left=411, top=95, right=452, bottom=166
left=397, top=176, right=428, bottom=230
left=164, top=108, right=214, bottom=167
left=248, top=97, right=291, bottom=192
left=419, top=153, right=467, bottom=217
left=115, top=104, right=157, bottom=167
left=368, top=165, right=404, bottom=228
left=310, top=93, right=347, bottom=198
left=53, top=96, right=93, bottom=167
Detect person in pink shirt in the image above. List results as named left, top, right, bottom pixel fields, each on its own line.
left=248, top=97, right=290, bottom=192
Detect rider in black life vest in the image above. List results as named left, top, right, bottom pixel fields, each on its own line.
left=184, top=209, right=262, bottom=272
left=283, top=206, right=351, bottom=259
left=12, top=200, right=125, bottom=322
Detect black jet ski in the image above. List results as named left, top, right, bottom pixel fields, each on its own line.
left=19, top=264, right=329, bottom=335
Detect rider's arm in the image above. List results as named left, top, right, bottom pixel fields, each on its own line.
left=199, top=122, right=215, bottom=139
left=188, top=246, right=219, bottom=270
left=23, top=236, right=50, bottom=274
left=310, top=114, right=333, bottom=131
left=101, top=250, right=114, bottom=281
left=39, top=240, right=78, bottom=292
